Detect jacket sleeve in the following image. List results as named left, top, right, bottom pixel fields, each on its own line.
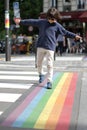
left=57, top=23, right=76, bottom=39
left=20, top=19, right=40, bottom=27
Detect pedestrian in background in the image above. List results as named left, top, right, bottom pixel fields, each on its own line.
left=14, top=7, right=82, bottom=89
left=11, top=34, right=17, bottom=54
left=57, top=34, right=65, bottom=56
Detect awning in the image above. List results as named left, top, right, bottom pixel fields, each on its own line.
left=60, top=11, right=87, bottom=22
left=39, top=11, right=87, bottom=22
left=79, top=12, right=87, bottom=22
left=60, top=11, right=80, bottom=20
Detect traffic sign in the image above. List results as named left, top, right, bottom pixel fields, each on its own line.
left=13, top=2, right=19, bottom=9
left=13, top=2, right=20, bottom=18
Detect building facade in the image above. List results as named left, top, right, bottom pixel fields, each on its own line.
left=42, top=0, right=87, bottom=40
left=43, top=0, right=87, bottom=12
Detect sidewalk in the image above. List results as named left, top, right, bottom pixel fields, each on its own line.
left=0, top=53, right=87, bottom=130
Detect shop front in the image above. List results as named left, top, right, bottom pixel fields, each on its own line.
left=40, top=10, right=87, bottom=41
left=61, top=11, right=87, bottom=42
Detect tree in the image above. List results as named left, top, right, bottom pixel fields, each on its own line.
left=17, top=0, right=43, bottom=35
left=0, top=1, right=5, bottom=39
left=0, top=0, right=43, bottom=39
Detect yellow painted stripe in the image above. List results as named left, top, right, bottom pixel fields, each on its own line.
left=34, top=73, right=69, bottom=129
left=45, top=73, right=73, bottom=130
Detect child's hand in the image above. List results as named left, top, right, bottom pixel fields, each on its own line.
left=13, top=17, right=21, bottom=25
left=75, top=35, right=82, bottom=40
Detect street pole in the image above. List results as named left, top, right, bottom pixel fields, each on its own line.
left=5, top=0, right=11, bottom=61
left=52, top=0, right=55, bottom=7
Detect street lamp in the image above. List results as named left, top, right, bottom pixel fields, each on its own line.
left=5, top=0, right=11, bottom=61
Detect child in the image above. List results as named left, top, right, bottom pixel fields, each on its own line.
left=14, top=7, right=82, bottom=89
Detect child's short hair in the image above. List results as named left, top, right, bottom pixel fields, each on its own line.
left=46, top=7, right=61, bottom=20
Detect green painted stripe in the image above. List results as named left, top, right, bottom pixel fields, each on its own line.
left=22, top=73, right=63, bottom=128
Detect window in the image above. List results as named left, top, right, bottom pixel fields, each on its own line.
left=50, top=0, right=58, bottom=8
left=65, top=0, right=71, bottom=2
left=77, top=0, right=86, bottom=9
left=63, top=5, right=71, bottom=11
left=63, top=0, right=71, bottom=11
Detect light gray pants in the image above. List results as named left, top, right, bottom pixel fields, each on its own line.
left=37, top=48, right=54, bottom=82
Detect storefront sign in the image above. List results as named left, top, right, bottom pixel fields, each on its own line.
left=62, top=15, right=71, bottom=19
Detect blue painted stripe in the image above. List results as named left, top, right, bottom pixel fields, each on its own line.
left=12, top=73, right=60, bottom=127
left=12, top=87, right=47, bottom=127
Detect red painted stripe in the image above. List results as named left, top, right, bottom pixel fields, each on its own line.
left=45, top=73, right=73, bottom=130
left=56, top=73, right=78, bottom=130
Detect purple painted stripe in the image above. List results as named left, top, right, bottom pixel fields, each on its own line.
left=1, top=79, right=47, bottom=126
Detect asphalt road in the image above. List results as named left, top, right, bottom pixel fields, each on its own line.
left=0, top=53, right=87, bottom=130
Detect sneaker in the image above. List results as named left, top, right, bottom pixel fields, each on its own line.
left=39, top=75, right=44, bottom=83
left=47, top=82, right=52, bottom=89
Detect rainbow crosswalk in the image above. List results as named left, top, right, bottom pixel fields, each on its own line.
left=1, top=72, right=78, bottom=130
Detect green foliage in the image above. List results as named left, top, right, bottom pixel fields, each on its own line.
left=20, top=0, right=43, bottom=19
left=0, top=30, right=5, bottom=40
left=0, top=1, right=5, bottom=38
left=19, top=0, right=43, bottom=35
left=0, top=0, right=43, bottom=38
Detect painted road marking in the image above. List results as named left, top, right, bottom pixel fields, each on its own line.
left=0, top=71, right=38, bottom=75
left=0, top=75, right=38, bottom=80
left=0, top=112, right=3, bottom=115
left=56, top=73, right=78, bottom=130
left=44, top=73, right=73, bottom=130
left=0, top=64, right=35, bottom=68
left=0, top=93, right=21, bottom=102
left=1, top=73, right=60, bottom=127
left=34, top=73, right=68, bottom=129
left=0, top=83, right=33, bottom=89
left=56, top=56, right=83, bottom=61
left=0, top=69, right=39, bottom=120
left=1, top=72, right=78, bottom=130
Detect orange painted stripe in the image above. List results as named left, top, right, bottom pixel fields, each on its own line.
left=34, top=73, right=68, bottom=129
left=45, top=73, right=73, bottom=130
left=55, top=73, right=78, bottom=130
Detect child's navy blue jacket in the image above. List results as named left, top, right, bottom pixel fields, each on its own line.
left=20, top=19, right=76, bottom=51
